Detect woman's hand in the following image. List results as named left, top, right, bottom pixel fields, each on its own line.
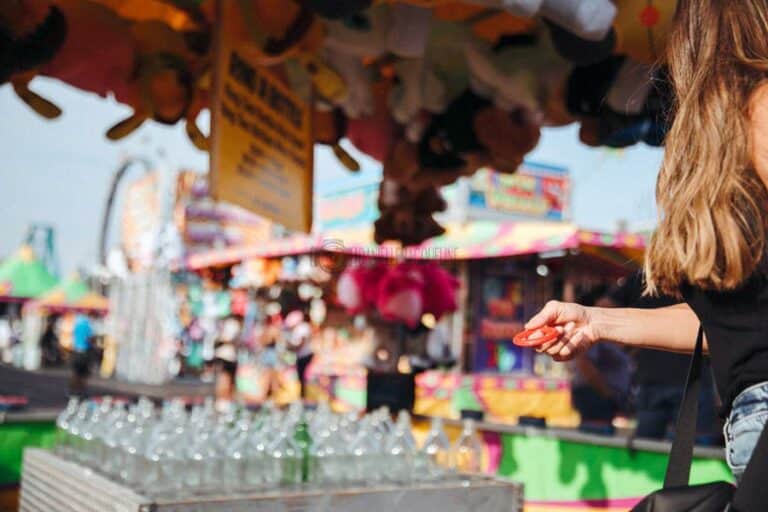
left=525, top=301, right=602, bottom=361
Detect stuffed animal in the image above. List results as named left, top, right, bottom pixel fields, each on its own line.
left=567, top=55, right=672, bottom=147
left=613, top=0, right=676, bottom=64
left=322, top=3, right=433, bottom=119
left=222, top=0, right=345, bottom=102
left=346, top=78, right=399, bottom=162
left=2, top=0, right=209, bottom=145
left=374, top=179, right=447, bottom=246
left=419, top=262, right=459, bottom=320
left=337, top=260, right=458, bottom=326
left=301, top=0, right=373, bottom=20
left=400, top=0, right=616, bottom=41
left=312, top=105, right=361, bottom=171
left=336, top=261, right=387, bottom=313
left=387, top=19, right=473, bottom=140
left=383, top=89, right=540, bottom=199
left=465, top=30, right=571, bottom=125
left=376, top=263, right=424, bottom=327
left=0, top=2, right=67, bottom=117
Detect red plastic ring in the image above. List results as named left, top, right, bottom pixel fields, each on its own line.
left=513, top=326, right=559, bottom=347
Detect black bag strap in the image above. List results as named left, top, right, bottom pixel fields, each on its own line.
left=663, top=326, right=704, bottom=488
left=663, top=325, right=768, bottom=511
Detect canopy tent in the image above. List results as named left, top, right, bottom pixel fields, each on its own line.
left=26, top=274, right=109, bottom=315
left=184, top=221, right=646, bottom=270
left=0, top=246, right=58, bottom=301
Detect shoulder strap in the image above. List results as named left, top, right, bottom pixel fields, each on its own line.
left=663, top=326, right=704, bottom=488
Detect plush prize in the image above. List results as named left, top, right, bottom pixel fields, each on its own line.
left=567, top=55, right=671, bottom=147
left=418, top=262, right=459, bottom=320
left=346, top=78, right=399, bottom=162
left=336, top=261, right=387, bottom=313
left=2, top=0, right=208, bottom=145
left=322, top=3, right=432, bottom=119
left=374, top=179, right=446, bottom=246
left=376, top=263, right=424, bottom=327
left=613, top=0, right=676, bottom=64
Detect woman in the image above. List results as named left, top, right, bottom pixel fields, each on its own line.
left=526, top=0, right=768, bottom=481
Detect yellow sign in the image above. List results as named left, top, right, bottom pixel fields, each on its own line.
left=210, top=1, right=313, bottom=232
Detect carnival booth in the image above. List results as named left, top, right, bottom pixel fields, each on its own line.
left=5, top=1, right=730, bottom=511
left=20, top=274, right=108, bottom=371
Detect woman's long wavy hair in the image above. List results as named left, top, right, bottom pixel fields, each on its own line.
left=646, top=0, right=768, bottom=295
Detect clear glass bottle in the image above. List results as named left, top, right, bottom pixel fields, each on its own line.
left=54, top=397, right=80, bottom=457
left=419, top=417, right=452, bottom=480
left=268, top=430, right=301, bottom=486
left=452, top=419, right=482, bottom=474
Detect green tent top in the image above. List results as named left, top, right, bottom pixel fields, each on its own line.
left=0, top=245, right=58, bottom=300
left=32, top=274, right=108, bottom=314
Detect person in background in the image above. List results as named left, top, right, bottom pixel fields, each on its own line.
left=213, top=315, right=241, bottom=406
left=569, top=287, right=631, bottom=436
left=39, top=313, right=61, bottom=367
left=286, top=310, right=314, bottom=399
left=259, top=314, right=283, bottom=400
left=70, top=313, right=94, bottom=397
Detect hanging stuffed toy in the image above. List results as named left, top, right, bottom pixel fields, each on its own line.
left=383, top=88, right=540, bottom=201
left=312, top=105, right=361, bottom=171
left=346, top=78, right=399, bottom=162
left=376, top=262, right=424, bottom=327
left=2, top=0, right=209, bottom=146
left=338, top=260, right=458, bottom=327
left=613, top=0, right=676, bottom=64
left=387, top=19, right=474, bottom=140
left=374, top=179, right=447, bottom=246
left=0, top=2, right=67, bottom=117
left=321, top=3, right=433, bottom=119
left=301, top=0, right=373, bottom=20
left=336, top=261, right=387, bottom=313
left=418, top=263, right=459, bottom=320
left=567, top=55, right=672, bottom=148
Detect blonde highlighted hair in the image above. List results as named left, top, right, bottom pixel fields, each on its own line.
left=646, top=0, right=768, bottom=296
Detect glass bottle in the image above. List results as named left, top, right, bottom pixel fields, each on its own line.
left=452, top=419, right=482, bottom=474
left=419, top=417, right=452, bottom=480
left=55, top=397, right=80, bottom=457
left=293, top=418, right=313, bottom=484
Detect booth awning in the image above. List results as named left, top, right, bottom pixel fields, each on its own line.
left=0, top=246, right=58, bottom=301
left=185, top=222, right=647, bottom=269
left=27, top=274, right=109, bottom=314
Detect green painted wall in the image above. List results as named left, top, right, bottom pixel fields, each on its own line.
left=495, top=432, right=733, bottom=501
left=0, top=422, right=57, bottom=484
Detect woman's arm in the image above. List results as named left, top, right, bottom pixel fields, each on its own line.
left=590, top=303, right=703, bottom=353
left=525, top=301, right=703, bottom=361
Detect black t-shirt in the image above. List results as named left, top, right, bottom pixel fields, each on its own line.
left=684, top=274, right=768, bottom=412
left=613, top=272, right=696, bottom=387
left=418, top=91, right=490, bottom=171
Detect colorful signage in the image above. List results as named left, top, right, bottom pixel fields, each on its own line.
left=210, top=1, right=314, bottom=232
left=472, top=276, right=529, bottom=373
left=468, top=163, right=569, bottom=221
left=315, top=183, right=380, bottom=231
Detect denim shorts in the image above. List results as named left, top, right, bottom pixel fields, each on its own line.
left=724, top=381, right=768, bottom=481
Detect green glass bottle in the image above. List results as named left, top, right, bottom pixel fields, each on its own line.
left=294, top=419, right=313, bottom=483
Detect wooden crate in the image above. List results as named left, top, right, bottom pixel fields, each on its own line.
left=20, top=449, right=524, bottom=512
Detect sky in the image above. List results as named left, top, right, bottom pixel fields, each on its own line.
left=0, top=78, right=663, bottom=273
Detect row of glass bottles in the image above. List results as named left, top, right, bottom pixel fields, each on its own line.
left=54, top=397, right=483, bottom=497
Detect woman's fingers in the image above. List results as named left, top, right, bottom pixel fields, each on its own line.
left=534, top=329, right=591, bottom=361
left=525, top=301, right=587, bottom=330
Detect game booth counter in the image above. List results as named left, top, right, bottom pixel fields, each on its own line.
left=408, top=417, right=732, bottom=512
